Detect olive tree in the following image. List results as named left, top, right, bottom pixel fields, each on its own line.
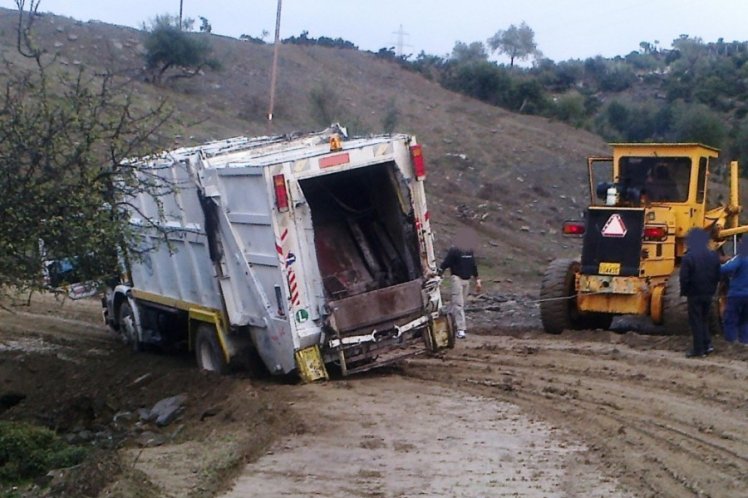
left=487, top=21, right=540, bottom=68
left=0, top=1, right=174, bottom=293
left=143, top=14, right=220, bottom=85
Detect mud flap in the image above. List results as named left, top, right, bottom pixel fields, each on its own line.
left=295, top=345, right=329, bottom=383
left=425, top=314, right=455, bottom=352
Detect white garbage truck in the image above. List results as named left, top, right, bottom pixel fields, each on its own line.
left=103, top=126, right=454, bottom=381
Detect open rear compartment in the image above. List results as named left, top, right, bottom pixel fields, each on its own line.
left=299, top=162, right=428, bottom=372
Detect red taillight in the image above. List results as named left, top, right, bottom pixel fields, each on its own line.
left=643, top=225, right=667, bottom=241
left=562, top=221, right=585, bottom=236
left=273, top=174, right=289, bottom=212
left=410, top=144, right=426, bottom=180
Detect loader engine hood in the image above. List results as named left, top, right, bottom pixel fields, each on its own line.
left=581, top=208, right=644, bottom=277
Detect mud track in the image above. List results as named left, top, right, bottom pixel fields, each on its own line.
left=402, top=329, right=748, bottom=498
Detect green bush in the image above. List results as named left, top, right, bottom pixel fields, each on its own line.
left=0, top=421, right=86, bottom=483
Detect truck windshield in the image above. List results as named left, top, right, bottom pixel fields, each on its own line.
left=619, top=156, right=691, bottom=202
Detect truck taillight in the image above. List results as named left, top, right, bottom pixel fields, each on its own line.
left=410, top=144, right=426, bottom=180
left=273, top=174, right=289, bottom=212
left=643, top=225, right=667, bottom=241
left=562, top=221, right=585, bottom=236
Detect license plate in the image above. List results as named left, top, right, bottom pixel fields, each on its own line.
left=598, top=262, right=621, bottom=275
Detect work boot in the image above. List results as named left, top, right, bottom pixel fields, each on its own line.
left=685, top=349, right=705, bottom=358
left=456, top=330, right=466, bottom=339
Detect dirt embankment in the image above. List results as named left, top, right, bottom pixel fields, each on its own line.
left=0, top=294, right=297, bottom=497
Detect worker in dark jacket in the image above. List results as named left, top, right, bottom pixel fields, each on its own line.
left=720, top=237, right=748, bottom=344
left=439, top=244, right=481, bottom=339
left=680, top=228, right=721, bottom=357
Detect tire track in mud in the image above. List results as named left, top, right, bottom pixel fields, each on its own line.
left=403, top=333, right=748, bottom=498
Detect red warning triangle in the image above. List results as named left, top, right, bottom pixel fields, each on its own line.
left=601, top=214, right=627, bottom=238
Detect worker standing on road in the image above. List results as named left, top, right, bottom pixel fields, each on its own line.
left=720, top=237, right=748, bottom=345
left=680, top=228, right=721, bottom=357
left=439, top=228, right=482, bottom=339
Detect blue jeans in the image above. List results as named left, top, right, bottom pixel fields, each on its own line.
left=723, top=296, right=748, bottom=343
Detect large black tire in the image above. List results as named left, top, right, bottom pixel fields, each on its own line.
left=195, top=324, right=229, bottom=374
left=540, top=259, right=613, bottom=334
left=662, top=272, right=690, bottom=336
left=118, top=301, right=143, bottom=352
left=540, top=259, right=579, bottom=334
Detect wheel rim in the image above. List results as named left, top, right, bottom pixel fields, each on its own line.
left=121, top=307, right=135, bottom=344
left=199, top=340, right=216, bottom=371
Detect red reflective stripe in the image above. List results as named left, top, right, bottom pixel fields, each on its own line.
left=280, top=228, right=288, bottom=242
left=424, top=211, right=430, bottom=222
left=320, top=152, right=350, bottom=168
left=275, top=244, right=283, bottom=255
left=289, top=273, right=296, bottom=284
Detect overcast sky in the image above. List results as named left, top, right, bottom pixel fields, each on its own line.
left=1, top=0, right=746, bottom=62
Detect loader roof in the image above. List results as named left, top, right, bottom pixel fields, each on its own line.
left=609, top=143, right=720, bottom=156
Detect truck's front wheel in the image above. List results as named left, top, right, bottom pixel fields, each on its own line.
left=118, top=301, right=143, bottom=352
left=195, top=324, right=229, bottom=374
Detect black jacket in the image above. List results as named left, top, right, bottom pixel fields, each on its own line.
left=439, top=247, right=478, bottom=280
left=680, top=231, right=720, bottom=298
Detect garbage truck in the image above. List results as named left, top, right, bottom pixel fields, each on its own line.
left=103, top=126, right=454, bottom=382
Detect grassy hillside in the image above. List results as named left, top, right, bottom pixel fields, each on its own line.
left=0, top=8, right=614, bottom=289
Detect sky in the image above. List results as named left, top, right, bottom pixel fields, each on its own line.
left=1, top=0, right=747, bottom=62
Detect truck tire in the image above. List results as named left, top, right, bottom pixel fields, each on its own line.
left=118, top=301, right=143, bottom=352
left=662, top=272, right=690, bottom=336
left=195, top=324, right=229, bottom=374
left=540, top=259, right=580, bottom=334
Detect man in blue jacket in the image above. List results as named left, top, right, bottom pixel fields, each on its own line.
left=680, top=228, right=721, bottom=357
left=720, top=237, right=748, bottom=345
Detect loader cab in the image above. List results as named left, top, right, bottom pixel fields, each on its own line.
left=592, top=144, right=718, bottom=233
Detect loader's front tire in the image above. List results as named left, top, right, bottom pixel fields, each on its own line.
left=195, top=324, right=229, bottom=374
left=662, top=272, right=690, bottom=336
left=540, top=259, right=580, bottom=334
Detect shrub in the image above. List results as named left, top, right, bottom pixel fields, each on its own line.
left=0, top=421, right=87, bottom=483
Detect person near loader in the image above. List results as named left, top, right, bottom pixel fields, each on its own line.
left=439, top=243, right=481, bottom=339
left=679, top=228, right=721, bottom=357
left=720, top=237, right=748, bottom=345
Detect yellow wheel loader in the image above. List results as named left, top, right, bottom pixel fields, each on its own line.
left=540, top=143, right=748, bottom=335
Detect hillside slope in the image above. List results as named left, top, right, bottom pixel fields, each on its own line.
left=0, top=8, right=610, bottom=288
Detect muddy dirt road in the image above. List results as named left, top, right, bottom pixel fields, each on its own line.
left=224, top=376, right=628, bottom=497
left=2, top=295, right=748, bottom=497
left=226, top=328, right=748, bottom=498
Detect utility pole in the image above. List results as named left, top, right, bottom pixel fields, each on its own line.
left=268, top=0, right=282, bottom=128
left=179, top=0, right=183, bottom=30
